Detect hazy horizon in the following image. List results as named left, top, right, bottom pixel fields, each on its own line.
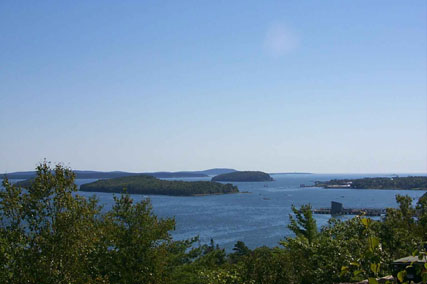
left=1, top=1, right=426, bottom=173
left=2, top=164, right=427, bottom=175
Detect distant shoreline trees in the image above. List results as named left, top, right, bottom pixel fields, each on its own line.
left=315, top=176, right=427, bottom=190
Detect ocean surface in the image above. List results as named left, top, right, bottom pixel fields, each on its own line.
left=3, top=173, right=426, bottom=251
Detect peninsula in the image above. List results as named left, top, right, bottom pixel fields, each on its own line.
left=212, top=171, right=273, bottom=182
left=79, top=175, right=239, bottom=196
left=314, top=176, right=427, bottom=190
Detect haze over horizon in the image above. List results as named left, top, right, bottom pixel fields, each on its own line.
left=1, top=1, right=426, bottom=174
left=2, top=166, right=427, bottom=176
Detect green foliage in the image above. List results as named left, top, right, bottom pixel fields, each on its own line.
left=416, top=192, right=427, bottom=241
left=236, top=246, right=295, bottom=284
left=97, top=194, right=175, bottom=283
left=340, top=217, right=385, bottom=282
left=288, top=204, right=318, bottom=244
left=199, top=268, right=248, bottom=284
left=211, top=171, right=273, bottom=182
left=339, top=195, right=427, bottom=284
left=0, top=162, right=105, bottom=283
left=0, top=162, right=188, bottom=283
left=379, top=195, right=424, bottom=262
left=80, top=175, right=239, bottom=196
left=229, top=240, right=250, bottom=263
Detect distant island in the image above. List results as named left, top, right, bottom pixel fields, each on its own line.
left=212, top=171, right=273, bottom=182
left=314, top=176, right=427, bottom=190
left=79, top=175, right=239, bottom=196
left=144, top=172, right=207, bottom=178
left=2, top=168, right=237, bottom=180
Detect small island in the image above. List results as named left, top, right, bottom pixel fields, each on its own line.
left=211, top=171, right=273, bottom=182
left=79, top=175, right=239, bottom=196
left=314, top=176, right=427, bottom=190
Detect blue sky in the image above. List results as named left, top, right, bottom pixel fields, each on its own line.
left=1, top=1, right=426, bottom=173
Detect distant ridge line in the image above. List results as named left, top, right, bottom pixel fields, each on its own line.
left=1, top=168, right=238, bottom=179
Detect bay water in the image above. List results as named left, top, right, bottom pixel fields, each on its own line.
left=4, top=173, right=426, bottom=251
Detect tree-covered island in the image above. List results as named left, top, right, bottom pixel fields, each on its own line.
left=315, top=176, right=427, bottom=190
left=79, top=175, right=239, bottom=196
left=211, top=171, right=273, bottom=182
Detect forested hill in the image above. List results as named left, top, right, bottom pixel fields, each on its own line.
left=2, top=170, right=209, bottom=179
left=144, top=172, right=207, bottom=178
left=79, top=175, right=239, bottom=196
left=315, top=176, right=427, bottom=190
left=196, top=168, right=236, bottom=176
left=212, top=171, right=273, bottom=182
left=1, top=168, right=239, bottom=179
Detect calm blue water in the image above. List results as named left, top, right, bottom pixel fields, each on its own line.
left=3, top=173, right=426, bottom=251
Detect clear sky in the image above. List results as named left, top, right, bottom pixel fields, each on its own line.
left=1, top=1, right=426, bottom=173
